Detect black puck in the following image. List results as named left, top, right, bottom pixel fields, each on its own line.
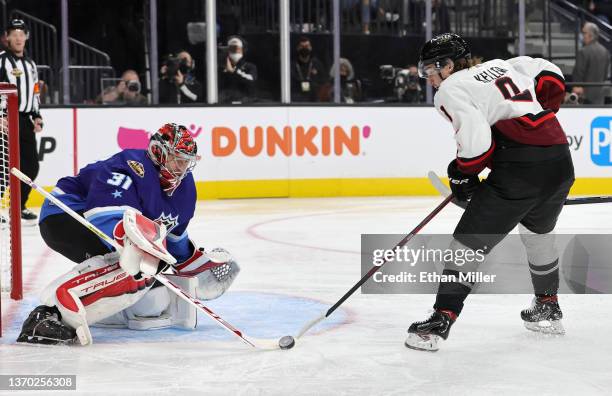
left=278, top=335, right=295, bottom=350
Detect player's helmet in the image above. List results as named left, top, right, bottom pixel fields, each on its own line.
left=147, top=123, right=199, bottom=196
left=6, top=19, right=29, bottom=37
left=418, top=33, right=471, bottom=78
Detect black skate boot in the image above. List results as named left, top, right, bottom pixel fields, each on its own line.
left=521, top=296, right=564, bottom=335
left=16, top=305, right=77, bottom=345
left=405, top=309, right=457, bottom=352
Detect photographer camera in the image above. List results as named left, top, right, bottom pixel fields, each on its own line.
left=98, top=70, right=147, bottom=105
left=159, top=51, right=203, bottom=104
left=379, top=64, right=423, bottom=103
left=219, top=36, right=258, bottom=104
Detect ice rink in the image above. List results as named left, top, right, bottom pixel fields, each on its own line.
left=1, top=196, right=611, bottom=395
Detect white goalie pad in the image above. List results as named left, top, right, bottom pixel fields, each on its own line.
left=92, top=275, right=198, bottom=331
left=40, top=252, right=154, bottom=345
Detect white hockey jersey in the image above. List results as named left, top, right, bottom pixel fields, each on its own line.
left=434, top=56, right=566, bottom=174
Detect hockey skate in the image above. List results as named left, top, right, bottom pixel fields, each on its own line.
left=521, top=296, right=565, bottom=335
left=405, top=310, right=456, bottom=352
left=16, top=305, right=77, bottom=345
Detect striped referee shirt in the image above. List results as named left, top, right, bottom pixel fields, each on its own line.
left=0, top=50, right=41, bottom=118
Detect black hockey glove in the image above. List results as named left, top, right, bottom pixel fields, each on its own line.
left=447, top=159, right=480, bottom=202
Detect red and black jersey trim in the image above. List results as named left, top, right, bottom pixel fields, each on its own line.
left=534, top=70, right=565, bottom=93
left=534, top=70, right=565, bottom=113
left=518, top=110, right=556, bottom=127
left=456, top=141, right=496, bottom=174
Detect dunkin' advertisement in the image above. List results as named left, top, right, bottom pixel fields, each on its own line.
left=31, top=106, right=612, bottom=201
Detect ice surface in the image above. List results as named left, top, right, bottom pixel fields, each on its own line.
left=1, top=197, right=611, bottom=395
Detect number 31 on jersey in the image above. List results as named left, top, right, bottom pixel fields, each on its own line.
left=107, top=172, right=133, bottom=190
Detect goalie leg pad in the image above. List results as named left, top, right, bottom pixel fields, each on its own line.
left=39, top=252, right=154, bottom=344
left=94, top=276, right=198, bottom=330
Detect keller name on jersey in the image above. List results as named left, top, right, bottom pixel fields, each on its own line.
left=473, top=66, right=508, bottom=83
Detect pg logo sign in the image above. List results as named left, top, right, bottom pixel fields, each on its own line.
left=591, top=117, right=612, bottom=166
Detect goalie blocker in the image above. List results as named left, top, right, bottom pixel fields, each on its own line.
left=17, top=210, right=240, bottom=345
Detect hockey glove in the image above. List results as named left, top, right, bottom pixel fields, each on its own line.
left=447, top=159, right=480, bottom=202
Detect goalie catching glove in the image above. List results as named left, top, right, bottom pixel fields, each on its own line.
left=175, top=246, right=240, bottom=301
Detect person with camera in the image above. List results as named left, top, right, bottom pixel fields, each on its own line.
left=292, top=37, right=326, bottom=102
left=0, top=19, right=43, bottom=224
left=398, top=65, right=424, bottom=103
left=159, top=51, right=203, bottom=104
left=219, top=36, right=258, bottom=104
left=98, top=69, right=147, bottom=105
left=379, top=64, right=424, bottom=103
left=326, top=58, right=362, bottom=103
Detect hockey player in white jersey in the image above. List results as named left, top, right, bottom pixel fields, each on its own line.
left=405, top=34, right=574, bottom=351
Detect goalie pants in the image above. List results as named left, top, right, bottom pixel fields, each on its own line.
left=434, top=144, right=575, bottom=314
left=40, top=212, right=111, bottom=263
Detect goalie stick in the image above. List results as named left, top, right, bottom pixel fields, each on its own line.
left=11, top=167, right=280, bottom=351
left=427, top=171, right=612, bottom=207
left=295, top=194, right=454, bottom=339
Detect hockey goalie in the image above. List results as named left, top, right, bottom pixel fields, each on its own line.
left=17, top=123, right=240, bottom=345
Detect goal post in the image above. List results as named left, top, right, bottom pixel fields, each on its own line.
left=0, top=83, right=23, bottom=326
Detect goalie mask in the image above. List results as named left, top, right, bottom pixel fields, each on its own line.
left=418, top=33, right=471, bottom=78
left=148, top=123, right=199, bottom=196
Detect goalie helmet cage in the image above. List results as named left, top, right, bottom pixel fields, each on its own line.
left=0, top=83, right=23, bottom=337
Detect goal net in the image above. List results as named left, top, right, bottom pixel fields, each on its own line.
left=0, top=83, right=22, bottom=309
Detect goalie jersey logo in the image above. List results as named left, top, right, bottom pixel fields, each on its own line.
left=155, top=212, right=179, bottom=234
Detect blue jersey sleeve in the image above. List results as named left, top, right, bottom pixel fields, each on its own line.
left=166, top=228, right=193, bottom=263
left=83, top=165, right=143, bottom=249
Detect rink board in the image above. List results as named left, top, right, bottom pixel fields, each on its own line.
left=26, top=106, right=612, bottom=205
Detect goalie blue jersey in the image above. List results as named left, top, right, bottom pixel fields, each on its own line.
left=40, top=149, right=196, bottom=262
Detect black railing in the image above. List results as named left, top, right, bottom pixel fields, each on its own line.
left=226, top=0, right=517, bottom=37
left=550, top=0, right=612, bottom=55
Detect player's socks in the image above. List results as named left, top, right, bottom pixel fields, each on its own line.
left=405, top=309, right=457, bottom=352
left=521, top=295, right=565, bottom=335
left=16, top=305, right=77, bottom=345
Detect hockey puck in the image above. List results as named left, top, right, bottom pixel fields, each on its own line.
left=278, top=335, right=295, bottom=350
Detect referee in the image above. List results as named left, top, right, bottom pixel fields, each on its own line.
left=0, top=19, right=43, bottom=224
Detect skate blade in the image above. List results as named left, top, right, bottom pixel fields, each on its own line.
left=524, top=320, right=565, bottom=335
left=404, top=333, right=440, bottom=352
left=21, top=219, right=38, bottom=227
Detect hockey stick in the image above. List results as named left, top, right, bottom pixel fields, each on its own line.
left=427, top=171, right=612, bottom=207
left=295, top=194, right=454, bottom=339
left=10, top=167, right=280, bottom=351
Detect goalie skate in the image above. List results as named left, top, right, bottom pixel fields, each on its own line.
left=16, top=305, right=77, bottom=345
left=521, top=296, right=565, bottom=335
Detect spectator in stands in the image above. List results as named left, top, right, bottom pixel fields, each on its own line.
left=292, top=37, right=326, bottom=102
left=325, top=58, right=362, bottom=103
left=589, top=1, right=612, bottom=24
left=219, top=36, right=258, bottom=103
left=98, top=70, right=147, bottom=105
left=159, top=51, right=203, bottom=104
left=572, top=22, right=611, bottom=104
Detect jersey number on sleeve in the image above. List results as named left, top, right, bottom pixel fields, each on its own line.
left=495, top=77, right=533, bottom=102
left=107, top=172, right=133, bottom=190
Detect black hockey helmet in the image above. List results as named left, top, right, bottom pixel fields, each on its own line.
left=6, top=19, right=29, bottom=36
left=418, top=33, right=470, bottom=78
